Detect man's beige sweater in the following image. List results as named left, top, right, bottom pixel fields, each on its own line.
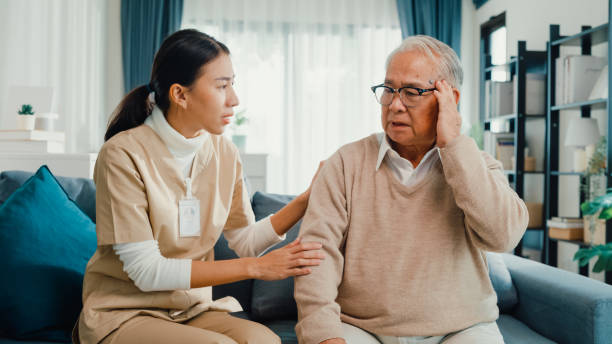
left=294, top=134, right=528, bottom=344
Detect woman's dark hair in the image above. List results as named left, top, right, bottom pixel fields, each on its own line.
left=104, top=29, right=230, bottom=141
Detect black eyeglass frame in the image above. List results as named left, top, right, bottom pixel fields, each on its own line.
left=370, top=84, right=437, bottom=105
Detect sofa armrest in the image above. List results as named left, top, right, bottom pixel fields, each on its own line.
left=501, top=253, right=612, bottom=344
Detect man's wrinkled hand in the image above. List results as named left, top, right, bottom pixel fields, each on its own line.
left=432, top=79, right=461, bottom=148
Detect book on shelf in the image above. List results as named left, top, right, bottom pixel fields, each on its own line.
left=588, top=65, right=608, bottom=100
left=496, top=137, right=514, bottom=170
left=555, top=55, right=607, bottom=105
left=0, top=130, right=65, bottom=142
left=547, top=217, right=583, bottom=229
left=485, top=80, right=514, bottom=118
left=512, top=73, right=545, bottom=114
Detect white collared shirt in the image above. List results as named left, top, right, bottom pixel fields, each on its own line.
left=375, top=133, right=440, bottom=187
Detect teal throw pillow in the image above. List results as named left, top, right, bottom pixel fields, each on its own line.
left=0, top=166, right=97, bottom=342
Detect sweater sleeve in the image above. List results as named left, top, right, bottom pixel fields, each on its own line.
left=223, top=216, right=286, bottom=257
left=294, top=151, right=349, bottom=344
left=113, top=240, right=191, bottom=292
left=438, top=135, right=529, bottom=252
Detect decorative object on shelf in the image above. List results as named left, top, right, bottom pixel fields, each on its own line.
left=35, top=113, right=59, bottom=131
left=574, top=243, right=612, bottom=273
left=526, top=202, right=543, bottom=228
left=564, top=117, right=600, bottom=172
left=231, top=109, right=249, bottom=153
left=581, top=189, right=611, bottom=246
left=547, top=217, right=584, bottom=241
left=16, top=104, right=36, bottom=130
left=580, top=136, right=608, bottom=245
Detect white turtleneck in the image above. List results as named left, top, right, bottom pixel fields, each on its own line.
left=113, top=106, right=284, bottom=292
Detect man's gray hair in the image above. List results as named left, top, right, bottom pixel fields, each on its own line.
left=386, top=35, right=463, bottom=89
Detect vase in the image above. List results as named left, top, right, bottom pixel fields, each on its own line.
left=35, top=113, right=58, bottom=131
left=583, top=216, right=606, bottom=245
left=16, top=115, right=36, bottom=130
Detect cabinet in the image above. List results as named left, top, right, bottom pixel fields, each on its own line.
left=0, top=153, right=97, bottom=179
left=545, top=22, right=612, bottom=284
left=480, top=41, right=548, bottom=258
left=240, top=153, right=268, bottom=195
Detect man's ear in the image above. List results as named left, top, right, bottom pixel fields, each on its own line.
left=453, top=88, right=460, bottom=105
left=169, top=83, right=188, bottom=110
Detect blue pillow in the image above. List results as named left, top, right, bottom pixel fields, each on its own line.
left=0, top=166, right=97, bottom=342
left=0, top=170, right=96, bottom=222
left=250, top=192, right=301, bottom=321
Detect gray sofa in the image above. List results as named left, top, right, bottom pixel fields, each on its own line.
left=1, top=169, right=612, bottom=344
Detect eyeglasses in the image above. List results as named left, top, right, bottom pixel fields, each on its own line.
left=370, top=84, right=436, bottom=106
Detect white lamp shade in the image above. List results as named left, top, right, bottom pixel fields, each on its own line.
left=564, top=118, right=600, bottom=147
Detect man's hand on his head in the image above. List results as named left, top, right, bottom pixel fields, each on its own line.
left=432, top=79, right=461, bottom=148
left=320, top=338, right=346, bottom=344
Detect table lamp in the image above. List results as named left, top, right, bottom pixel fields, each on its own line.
left=564, top=118, right=600, bottom=172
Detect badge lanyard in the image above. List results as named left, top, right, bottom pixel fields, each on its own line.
left=179, top=177, right=201, bottom=237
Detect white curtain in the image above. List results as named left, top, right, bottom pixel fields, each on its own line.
left=183, top=0, right=402, bottom=194
left=0, top=0, right=109, bottom=154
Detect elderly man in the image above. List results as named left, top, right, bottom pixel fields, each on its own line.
left=294, top=35, right=528, bottom=344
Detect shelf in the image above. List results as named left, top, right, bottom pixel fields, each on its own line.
left=551, top=98, right=607, bottom=111
left=551, top=23, right=609, bottom=47
left=524, top=114, right=546, bottom=118
left=549, top=237, right=592, bottom=248
left=484, top=113, right=517, bottom=123
left=484, top=57, right=517, bottom=72
left=550, top=171, right=583, bottom=176
left=524, top=171, right=545, bottom=174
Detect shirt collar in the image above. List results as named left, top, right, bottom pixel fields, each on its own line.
left=375, top=133, right=440, bottom=171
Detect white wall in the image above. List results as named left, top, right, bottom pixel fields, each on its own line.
left=462, top=0, right=609, bottom=280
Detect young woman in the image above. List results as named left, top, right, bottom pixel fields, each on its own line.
left=75, top=29, right=324, bottom=344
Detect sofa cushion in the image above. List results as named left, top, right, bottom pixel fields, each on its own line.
left=497, top=314, right=555, bottom=344
left=261, top=319, right=298, bottom=344
left=213, top=234, right=255, bottom=313
left=0, top=166, right=97, bottom=342
left=486, top=252, right=518, bottom=313
left=250, top=192, right=300, bottom=321
left=0, top=170, right=96, bottom=222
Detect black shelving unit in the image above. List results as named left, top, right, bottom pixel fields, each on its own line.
left=545, top=20, right=612, bottom=284
left=480, top=41, right=548, bottom=258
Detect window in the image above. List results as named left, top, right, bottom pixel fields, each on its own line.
left=481, top=12, right=507, bottom=81
left=182, top=0, right=402, bottom=194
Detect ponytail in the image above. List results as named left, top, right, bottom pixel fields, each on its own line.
left=104, top=85, right=153, bottom=141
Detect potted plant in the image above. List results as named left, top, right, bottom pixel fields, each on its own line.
left=231, top=109, right=249, bottom=153
left=16, top=104, right=36, bottom=130
left=575, top=190, right=612, bottom=272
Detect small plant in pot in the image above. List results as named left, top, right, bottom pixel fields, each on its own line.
left=575, top=191, right=612, bottom=272
left=231, top=109, right=249, bottom=153
left=16, top=104, right=36, bottom=130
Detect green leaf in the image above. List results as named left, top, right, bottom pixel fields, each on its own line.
left=592, top=252, right=612, bottom=273
left=581, top=201, right=601, bottom=215
left=600, top=206, right=612, bottom=220
left=575, top=245, right=612, bottom=272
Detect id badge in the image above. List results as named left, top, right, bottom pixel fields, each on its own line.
left=179, top=198, right=201, bottom=237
